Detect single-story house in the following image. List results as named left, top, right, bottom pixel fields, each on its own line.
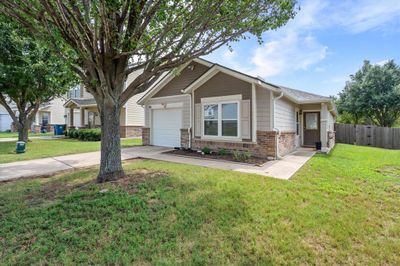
left=138, top=58, right=336, bottom=159
left=64, top=73, right=145, bottom=138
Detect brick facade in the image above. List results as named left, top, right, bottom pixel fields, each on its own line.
left=192, top=130, right=278, bottom=159
left=141, top=128, right=296, bottom=159
left=180, top=129, right=190, bottom=149
left=120, top=126, right=142, bottom=138
left=278, top=132, right=296, bottom=156
left=142, top=127, right=150, bottom=145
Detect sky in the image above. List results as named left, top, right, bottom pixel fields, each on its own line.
left=206, top=0, right=400, bottom=97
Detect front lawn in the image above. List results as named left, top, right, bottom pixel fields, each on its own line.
left=0, top=138, right=142, bottom=164
left=0, top=144, right=399, bottom=264
left=0, top=131, right=53, bottom=138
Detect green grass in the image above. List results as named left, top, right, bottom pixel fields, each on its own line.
left=0, top=131, right=53, bottom=138
left=0, top=144, right=399, bottom=265
left=0, top=138, right=142, bottom=164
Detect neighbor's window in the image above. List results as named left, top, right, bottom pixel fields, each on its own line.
left=203, top=102, right=239, bottom=137
left=42, top=112, right=49, bottom=126
left=305, top=113, right=318, bottom=130
left=296, top=111, right=300, bottom=135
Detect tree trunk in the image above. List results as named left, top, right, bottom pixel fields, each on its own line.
left=97, top=100, right=125, bottom=183
left=17, top=117, right=30, bottom=142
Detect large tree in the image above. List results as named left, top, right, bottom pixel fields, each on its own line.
left=0, top=0, right=297, bottom=182
left=337, top=60, right=400, bottom=127
left=0, top=17, right=76, bottom=142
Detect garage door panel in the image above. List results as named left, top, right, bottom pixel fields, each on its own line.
left=152, top=108, right=182, bottom=147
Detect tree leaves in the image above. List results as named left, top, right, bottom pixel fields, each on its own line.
left=337, top=60, right=400, bottom=127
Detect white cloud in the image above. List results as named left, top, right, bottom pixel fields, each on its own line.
left=330, top=0, right=400, bottom=33
left=375, top=59, right=389, bottom=66
left=247, top=0, right=328, bottom=77
left=209, top=0, right=400, bottom=79
left=249, top=31, right=327, bottom=77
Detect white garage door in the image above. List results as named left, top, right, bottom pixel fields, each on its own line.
left=0, top=114, right=12, bottom=131
left=152, top=108, right=182, bottom=147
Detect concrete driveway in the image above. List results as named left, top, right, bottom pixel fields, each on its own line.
left=0, top=146, right=314, bottom=182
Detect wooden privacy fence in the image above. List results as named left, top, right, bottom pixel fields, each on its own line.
left=335, top=123, right=400, bottom=149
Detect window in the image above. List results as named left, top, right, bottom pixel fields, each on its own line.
left=41, top=112, right=49, bottom=126
left=296, top=111, right=300, bottom=135
left=305, top=113, right=318, bottom=130
left=203, top=102, right=239, bottom=138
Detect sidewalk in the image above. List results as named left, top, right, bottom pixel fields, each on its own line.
left=0, top=146, right=315, bottom=182
left=0, top=146, right=167, bottom=182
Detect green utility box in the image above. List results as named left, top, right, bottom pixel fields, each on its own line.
left=16, top=141, right=26, bottom=154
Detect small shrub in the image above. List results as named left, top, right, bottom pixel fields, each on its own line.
left=66, top=128, right=101, bottom=141
left=232, top=150, right=241, bottom=161
left=243, top=151, right=252, bottom=161
left=201, top=146, right=211, bottom=155
left=218, top=148, right=228, bottom=156
left=232, top=150, right=252, bottom=162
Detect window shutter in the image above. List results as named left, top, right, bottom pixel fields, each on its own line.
left=241, top=100, right=251, bottom=139
left=195, top=103, right=201, bottom=137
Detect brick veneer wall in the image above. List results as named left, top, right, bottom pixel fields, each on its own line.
left=180, top=129, right=190, bottom=149
left=142, top=127, right=150, bottom=145
left=278, top=132, right=296, bottom=156
left=120, top=126, right=142, bottom=138
left=192, top=130, right=278, bottom=159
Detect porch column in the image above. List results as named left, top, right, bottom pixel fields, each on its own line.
left=69, top=108, right=74, bottom=127
left=320, top=103, right=328, bottom=152
left=80, top=107, right=85, bottom=128
left=35, top=112, right=40, bottom=126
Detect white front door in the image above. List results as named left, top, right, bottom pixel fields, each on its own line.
left=152, top=108, right=182, bottom=147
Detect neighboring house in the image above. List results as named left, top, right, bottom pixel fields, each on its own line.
left=32, top=97, right=68, bottom=132
left=138, top=58, right=337, bottom=159
left=0, top=104, right=14, bottom=131
left=64, top=73, right=145, bottom=138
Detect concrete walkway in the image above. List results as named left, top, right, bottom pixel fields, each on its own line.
left=0, top=146, right=315, bottom=182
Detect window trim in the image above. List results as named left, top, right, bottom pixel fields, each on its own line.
left=202, top=100, right=241, bottom=140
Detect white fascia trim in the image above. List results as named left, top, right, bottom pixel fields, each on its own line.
left=201, top=94, right=242, bottom=103
left=138, top=59, right=213, bottom=105
left=149, top=94, right=190, bottom=101
left=148, top=102, right=183, bottom=109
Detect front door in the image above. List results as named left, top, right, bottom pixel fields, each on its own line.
left=303, top=112, right=320, bottom=146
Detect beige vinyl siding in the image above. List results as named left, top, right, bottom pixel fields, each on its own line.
left=125, top=92, right=145, bottom=126
left=256, top=86, right=271, bottom=131
left=120, top=107, right=126, bottom=126
left=40, top=98, right=67, bottom=124
left=153, top=62, right=210, bottom=97
left=145, top=95, right=190, bottom=129
left=275, top=97, right=296, bottom=132
left=81, top=87, right=93, bottom=99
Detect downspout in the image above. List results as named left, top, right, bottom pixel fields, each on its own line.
left=273, top=92, right=284, bottom=159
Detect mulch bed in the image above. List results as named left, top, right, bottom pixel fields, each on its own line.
left=164, top=149, right=268, bottom=166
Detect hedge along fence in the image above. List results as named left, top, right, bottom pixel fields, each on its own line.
left=65, top=128, right=101, bottom=141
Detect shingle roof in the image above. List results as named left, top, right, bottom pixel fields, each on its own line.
left=64, top=98, right=97, bottom=107
left=274, top=85, right=330, bottom=103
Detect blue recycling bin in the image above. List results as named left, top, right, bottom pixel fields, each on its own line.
left=54, top=124, right=66, bottom=135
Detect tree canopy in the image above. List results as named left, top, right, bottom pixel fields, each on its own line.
left=337, top=60, right=400, bottom=127
left=0, top=16, right=77, bottom=141
left=0, top=0, right=297, bottom=181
